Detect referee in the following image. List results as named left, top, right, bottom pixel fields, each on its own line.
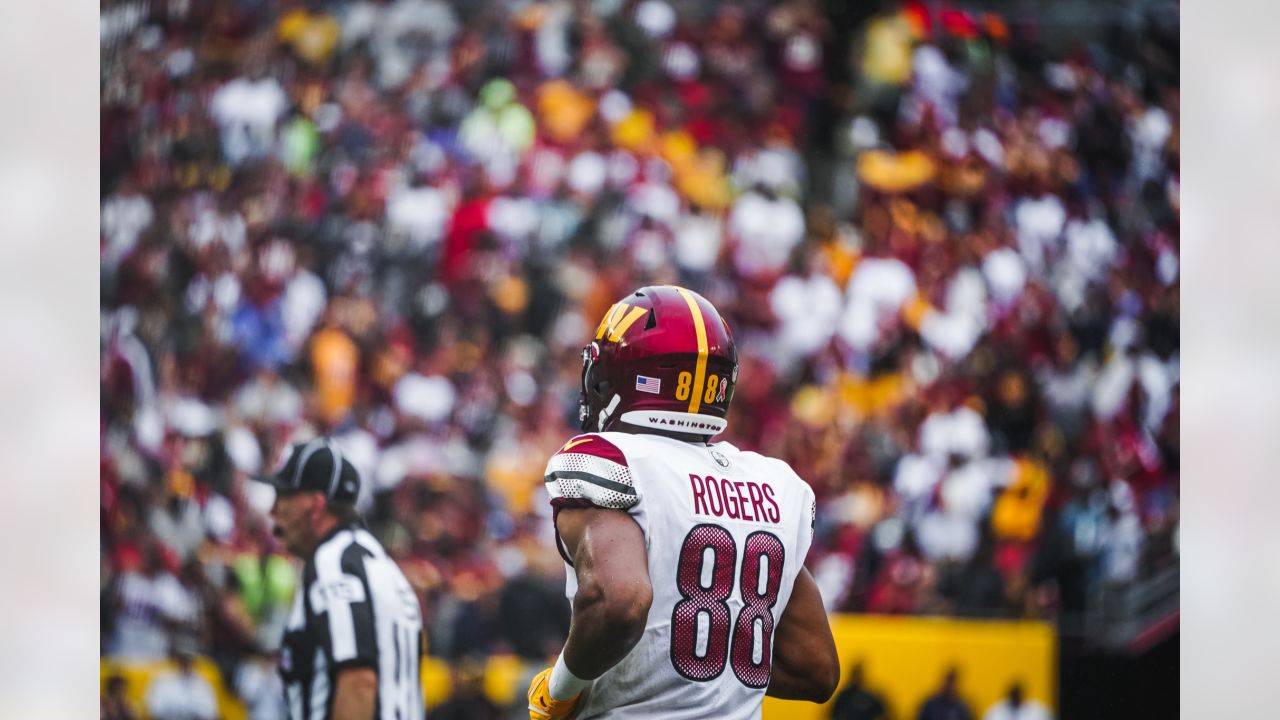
left=256, top=438, right=425, bottom=720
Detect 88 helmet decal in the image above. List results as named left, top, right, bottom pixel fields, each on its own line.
left=580, top=286, right=738, bottom=436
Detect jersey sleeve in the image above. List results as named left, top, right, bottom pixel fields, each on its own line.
left=766, top=456, right=817, bottom=565
left=544, top=433, right=639, bottom=511
left=311, top=536, right=378, bottom=670
left=799, top=482, right=817, bottom=562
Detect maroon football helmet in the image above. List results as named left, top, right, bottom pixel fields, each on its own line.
left=580, top=285, right=738, bottom=436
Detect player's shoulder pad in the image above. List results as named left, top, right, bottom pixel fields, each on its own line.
left=545, top=433, right=638, bottom=511
left=743, top=450, right=817, bottom=524
left=550, top=433, right=630, bottom=466
left=740, top=449, right=810, bottom=489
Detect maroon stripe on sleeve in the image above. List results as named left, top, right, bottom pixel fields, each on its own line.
left=553, top=434, right=628, bottom=466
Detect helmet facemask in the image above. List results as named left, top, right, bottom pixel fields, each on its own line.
left=579, top=341, right=617, bottom=432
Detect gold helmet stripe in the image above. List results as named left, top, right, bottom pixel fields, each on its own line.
left=674, top=287, right=709, bottom=414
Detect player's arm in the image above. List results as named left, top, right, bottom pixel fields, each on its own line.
left=767, top=567, right=840, bottom=702
left=331, top=667, right=377, bottom=720
left=531, top=434, right=651, bottom=719
left=557, top=505, right=653, bottom=675
left=528, top=506, right=652, bottom=719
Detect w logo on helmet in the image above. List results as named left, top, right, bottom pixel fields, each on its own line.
left=595, top=302, right=649, bottom=343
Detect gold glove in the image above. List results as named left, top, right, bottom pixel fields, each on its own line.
left=527, top=666, right=582, bottom=720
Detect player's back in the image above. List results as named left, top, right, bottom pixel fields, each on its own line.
left=546, top=431, right=817, bottom=720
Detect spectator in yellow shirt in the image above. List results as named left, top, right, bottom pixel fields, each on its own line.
left=309, top=310, right=359, bottom=427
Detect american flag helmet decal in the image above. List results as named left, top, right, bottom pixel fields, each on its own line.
left=635, top=375, right=662, bottom=394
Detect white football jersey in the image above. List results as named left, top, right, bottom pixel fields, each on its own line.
left=545, top=431, right=817, bottom=720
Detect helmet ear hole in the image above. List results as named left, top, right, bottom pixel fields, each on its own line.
left=644, top=309, right=658, bottom=330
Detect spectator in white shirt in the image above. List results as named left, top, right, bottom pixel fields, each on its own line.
left=145, top=646, right=219, bottom=720
left=1054, top=209, right=1118, bottom=313
left=101, top=176, right=154, bottom=271
left=208, top=68, right=287, bottom=166
left=1013, top=193, right=1065, bottom=275
left=234, top=653, right=288, bottom=720
left=912, top=43, right=968, bottom=128
left=187, top=194, right=247, bottom=256
left=109, top=546, right=199, bottom=662
left=1091, top=334, right=1177, bottom=432
left=149, top=473, right=206, bottom=563
left=919, top=402, right=990, bottom=461
left=352, top=0, right=459, bottom=90
left=384, top=180, right=450, bottom=251
left=982, top=245, right=1028, bottom=313
left=279, top=245, right=327, bottom=355
left=838, top=255, right=916, bottom=353
left=1037, top=333, right=1096, bottom=444
left=918, top=266, right=988, bottom=359
left=728, top=185, right=805, bottom=280
left=672, top=204, right=724, bottom=284
left=233, top=367, right=305, bottom=428
left=1101, top=481, right=1145, bottom=585
left=981, top=682, right=1052, bottom=720
left=769, top=257, right=843, bottom=372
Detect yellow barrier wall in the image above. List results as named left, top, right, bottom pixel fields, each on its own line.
left=103, top=615, right=1054, bottom=718
left=764, top=615, right=1056, bottom=720
left=100, top=658, right=247, bottom=720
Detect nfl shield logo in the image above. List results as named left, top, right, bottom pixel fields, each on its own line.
left=711, top=449, right=730, bottom=469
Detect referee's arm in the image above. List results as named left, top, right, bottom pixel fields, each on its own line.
left=332, top=668, right=377, bottom=720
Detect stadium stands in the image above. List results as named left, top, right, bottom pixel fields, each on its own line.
left=101, top=0, right=1178, bottom=715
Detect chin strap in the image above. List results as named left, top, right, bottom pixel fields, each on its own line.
left=597, top=394, right=621, bottom=431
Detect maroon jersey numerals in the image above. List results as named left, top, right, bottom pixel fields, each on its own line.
left=730, top=532, right=785, bottom=687
left=669, top=525, right=786, bottom=687
left=670, top=524, right=736, bottom=681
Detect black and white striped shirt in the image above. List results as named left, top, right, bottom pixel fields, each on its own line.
left=280, top=523, right=424, bottom=720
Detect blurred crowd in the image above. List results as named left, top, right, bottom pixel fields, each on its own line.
left=100, top=0, right=1178, bottom=715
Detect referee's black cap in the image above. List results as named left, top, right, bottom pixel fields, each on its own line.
left=254, top=438, right=360, bottom=502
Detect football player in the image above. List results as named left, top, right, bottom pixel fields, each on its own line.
left=528, top=286, right=840, bottom=720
